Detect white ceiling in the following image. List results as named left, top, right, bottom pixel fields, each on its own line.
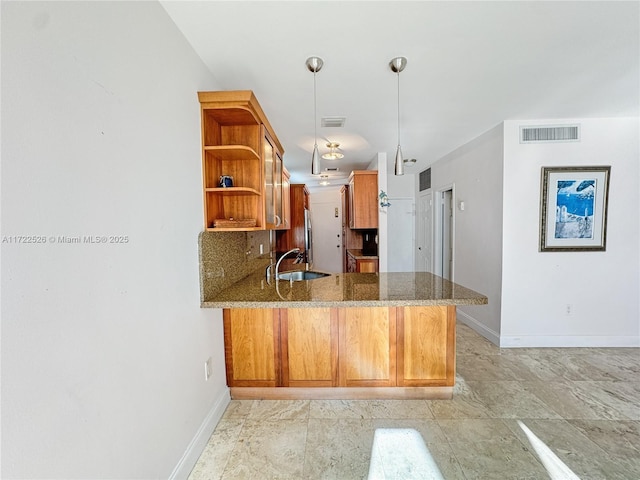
left=161, top=1, right=639, bottom=188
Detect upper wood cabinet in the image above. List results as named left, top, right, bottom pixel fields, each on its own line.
left=280, top=167, right=291, bottom=230
left=348, top=170, right=378, bottom=229
left=198, top=90, right=285, bottom=231
left=263, top=129, right=285, bottom=229
left=276, top=184, right=309, bottom=253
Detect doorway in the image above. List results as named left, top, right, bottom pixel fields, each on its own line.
left=416, top=192, right=432, bottom=272
left=437, top=188, right=454, bottom=281
left=310, top=202, right=343, bottom=273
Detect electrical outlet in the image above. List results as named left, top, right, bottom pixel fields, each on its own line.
left=565, top=304, right=573, bottom=315
left=204, top=357, right=212, bottom=381
left=259, top=243, right=264, bottom=255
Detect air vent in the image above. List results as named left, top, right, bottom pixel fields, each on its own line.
left=325, top=167, right=340, bottom=172
left=321, top=117, right=346, bottom=128
left=520, top=124, right=580, bottom=143
left=419, top=168, right=431, bottom=192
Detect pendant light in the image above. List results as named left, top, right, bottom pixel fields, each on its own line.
left=306, top=56, right=323, bottom=175
left=390, top=57, right=407, bottom=176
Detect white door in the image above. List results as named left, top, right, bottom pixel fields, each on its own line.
left=416, top=192, right=432, bottom=272
left=310, top=202, right=342, bottom=273
left=387, top=198, right=414, bottom=272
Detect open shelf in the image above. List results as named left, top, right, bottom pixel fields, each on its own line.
left=204, top=187, right=261, bottom=195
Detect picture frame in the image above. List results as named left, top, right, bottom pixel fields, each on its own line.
left=540, top=166, right=611, bottom=252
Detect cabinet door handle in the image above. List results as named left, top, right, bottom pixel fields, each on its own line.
left=274, top=214, right=281, bottom=227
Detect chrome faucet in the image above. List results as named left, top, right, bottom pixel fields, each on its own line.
left=265, top=262, right=276, bottom=283
left=275, top=248, right=301, bottom=279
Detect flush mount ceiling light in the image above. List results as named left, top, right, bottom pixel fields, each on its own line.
left=306, top=56, right=323, bottom=175
left=321, top=142, right=344, bottom=160
left=319, top=174, right=330, bottom=186
left=390, top=56, right=407, bottom=176
left=403, top=158, right=417, bottom=166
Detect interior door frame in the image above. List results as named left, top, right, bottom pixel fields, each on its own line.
left=435, top=184, right=455, bottom=282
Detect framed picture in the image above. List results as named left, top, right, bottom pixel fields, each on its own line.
left=540, top=166, right=611, bottom=251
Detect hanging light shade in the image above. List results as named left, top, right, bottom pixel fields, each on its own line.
left=322, top=142, right=344, bottom=160
left=389, top=57, right=407, bottom=176
left=306, top=56, right=324, bottom=175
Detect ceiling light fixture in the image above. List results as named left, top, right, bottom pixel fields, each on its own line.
left=319, top=175, right=330, bottom=186
left=321, top=142, right=344, bottom=160
left=390, top=56, right=407, bottom=176
left=403, top=158, right=417, bottom=166
left=306, top=56, right=323, bottom=175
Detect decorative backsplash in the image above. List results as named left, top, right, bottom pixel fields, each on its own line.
left=199, top=230, right=271, bottom=303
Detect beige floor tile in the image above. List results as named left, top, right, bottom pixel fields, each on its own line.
left=437, top=418, right=515, bottom=444
left=522, top=380, right=626, bottom=420
left=466, top=380, right=562, bottom=419
left=221, top=418, right=308, bottom=479
left=303, top=418, right=373, bottom=479
left=448, top=437, right=548, bottom=479
left=371, top=418, right=449, bottom=445
left=246, top=399, right=310, bottom=421
left=568, top=418, right=640, bottom=453
left=188, top=418, right=244, bottom=480
left=222, top=400, right=254, bottom=419
left=190, top=327, right=640, bottom=479
left=309, top=399, right=433, bottom=419
left=504, top=418, right=639, bottom=480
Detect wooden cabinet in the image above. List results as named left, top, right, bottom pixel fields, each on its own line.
left=281, top=308, right=337, bottom=387
left=223, top=308, right=280, bottom=386
left=198, top=91, right=285, bottom=231
left=263, top=129, right=285, bottom=229
left=276, top=184, right=309, bottom=254
left=346, top=250, right=379, bottom=273
left=397, top=306, right=456, bottom=386
left=338, top=307, right=396, bottom=386
left=223, top=305, right=455, bottom=392
left=280, top=168, right=291, bottom=230
left=348, top=170, right=378, bottom=229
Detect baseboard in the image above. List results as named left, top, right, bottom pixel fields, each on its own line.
left=457, top=309, right=500, bottom=346
left=169, top=387, right=231, bottom=480
left=500, top=335, right=640, bottom=348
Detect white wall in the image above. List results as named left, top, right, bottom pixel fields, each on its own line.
left=501, top=118, right=640, bottom=347
left=386, top=172, right=416, bottom=272
left=1, top=2, right=228, bottom=478
left=373, top=153, right=388, bottom=272
left=430, top=124, right=505, bottom=342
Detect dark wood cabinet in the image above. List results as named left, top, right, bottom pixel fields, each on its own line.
left=276, top=184, right=309, bottom=254
left=348, top=170, right=378, bottom=229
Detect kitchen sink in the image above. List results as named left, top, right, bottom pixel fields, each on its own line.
left=277, top=270, right=331, bottom=281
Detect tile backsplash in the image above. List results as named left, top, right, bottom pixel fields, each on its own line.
left=199, top=230, right=271, bottom=303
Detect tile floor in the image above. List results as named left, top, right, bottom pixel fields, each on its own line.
left=189, top=324, right=640, bottom=479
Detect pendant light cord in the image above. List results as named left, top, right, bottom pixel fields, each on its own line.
left=397, top=71, right=401, bottom=147
left=314, top=71, right=318, bottom=147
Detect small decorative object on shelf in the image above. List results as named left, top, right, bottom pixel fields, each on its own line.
left=379, top=190, right=391, bottom=208
left=219, top=175, right=234, bottom=187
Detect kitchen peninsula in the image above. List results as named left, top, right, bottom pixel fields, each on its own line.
left=195, top=90, right=487, bottom=399
left=202, top=267, right=487, bottom=400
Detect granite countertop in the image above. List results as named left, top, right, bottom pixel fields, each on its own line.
left=201, top=269, right=488, bottom=308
